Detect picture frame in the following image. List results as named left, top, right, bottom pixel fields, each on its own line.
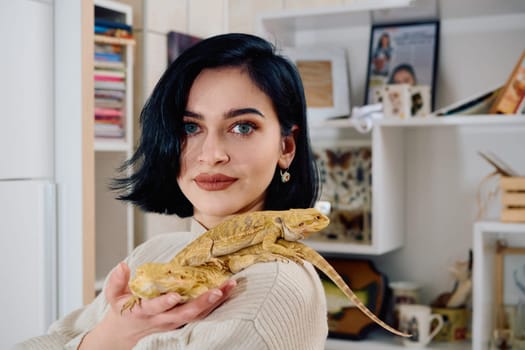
left=309, top=140, right=372, bottom=245
left=495, top=240, right=525, bottom=308
left=320, top=258, right=389, bottom=340
left=364, top=20, right=439, bottom=110
left=167, top=31, right=201, bottom=65
left=282, top=46, right=351, bottom=126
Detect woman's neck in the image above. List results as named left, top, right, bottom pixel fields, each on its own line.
left=193, top=202, right=265, bottom=229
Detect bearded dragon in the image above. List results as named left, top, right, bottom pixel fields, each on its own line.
left=121, top=208, right=409, bottom=337
left=170, top=208, right=330, bottom=268
left=125, top=244, right=292, bottom=303
left=123, top=238, right=409, bottom=337
left=122, top=208, right=328, bottom=310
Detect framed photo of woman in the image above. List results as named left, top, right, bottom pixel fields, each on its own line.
left=364, top=21, right=439, bottom=110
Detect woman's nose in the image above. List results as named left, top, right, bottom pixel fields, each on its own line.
left=197, top=133, right=230, bottom=164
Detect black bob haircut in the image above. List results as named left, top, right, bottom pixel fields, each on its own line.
left=112, top=33, right=320, bottom=217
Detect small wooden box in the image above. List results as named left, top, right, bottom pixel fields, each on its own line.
left=489, top=49, right=525, bottom=114
left=500, top=177, right=525, bottom=222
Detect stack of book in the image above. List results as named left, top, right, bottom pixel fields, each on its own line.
left=94, top=18, right=133, bottom=139
left=95, top=18, right=133, bottom=39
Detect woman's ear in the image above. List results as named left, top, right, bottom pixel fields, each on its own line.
left=278, top=125, right=298, bottom=169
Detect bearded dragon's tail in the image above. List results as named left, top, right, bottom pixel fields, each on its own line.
left=280, top=240, right=411, bottom=338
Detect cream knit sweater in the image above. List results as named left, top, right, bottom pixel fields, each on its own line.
left=16, top=219, right=328, bottom=350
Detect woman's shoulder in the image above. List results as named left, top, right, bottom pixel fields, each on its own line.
left=127, top=231, right=196, bottom=268
left=201, top=260, right=328, bottom=348
left=211, top=260, right=326, bottom=320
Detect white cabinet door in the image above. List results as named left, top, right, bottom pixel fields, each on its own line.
left=0, top=180, right=57, bottom=347
left=0, top=0, right=53, bottom=180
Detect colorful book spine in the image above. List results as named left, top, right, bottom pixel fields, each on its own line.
left=93, top=15, right=133, bottom=139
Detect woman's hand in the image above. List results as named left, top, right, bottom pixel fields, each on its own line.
left=79, top=262, right=236, bottom=350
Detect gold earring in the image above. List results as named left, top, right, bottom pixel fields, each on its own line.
left=280, top=168, right=291, bottom=183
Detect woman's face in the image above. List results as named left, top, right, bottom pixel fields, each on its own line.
left=177, top=66, right=296, bottom=227
left=392, top=69, right=416, bottom=85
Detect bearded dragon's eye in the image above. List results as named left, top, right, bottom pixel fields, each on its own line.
left=298, top=222, right=305, bottom=226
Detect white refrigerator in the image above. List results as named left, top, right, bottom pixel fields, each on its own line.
left=0, top=0, right=57, bottom=347
left=0, top=181, right=57, bottom=346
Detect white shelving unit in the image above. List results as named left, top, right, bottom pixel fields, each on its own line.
left=93, top=0, right=135, bottom=292
left=325, top=331, right=469, bottom=349
left=306, top=114, right=525, bottom=257
left=258, top=0, right=525, bottom=349
left=316, top=118, right=525, bottom=348
left=323, top=115, right=525, bottom=128
left=472, top=222, right=525, bottom=350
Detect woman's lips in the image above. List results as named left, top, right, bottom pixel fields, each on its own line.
left=194, top=173, right=237, bottom=191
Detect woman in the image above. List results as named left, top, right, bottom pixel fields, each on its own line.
left=17, top=33, right=327, bottom=349
left=372, top=32, right=392, bottom=77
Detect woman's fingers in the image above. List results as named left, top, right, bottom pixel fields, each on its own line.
left=159, top=279, right=238, bottom=324
left=195, top=279, right=237, bottom=318
left=217, top=279, right=237, bottom=300
left=136, top=292, right=183, bottom=316
left=105, top=262, right=130, bottom=305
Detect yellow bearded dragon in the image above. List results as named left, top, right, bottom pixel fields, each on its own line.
left=125, top=244, right=293, bottom=303
left=122, top=208, right=409, bottom=337
left=169, top=208, right=329, bottom=268
left=123, top=208, right=326, bottom=309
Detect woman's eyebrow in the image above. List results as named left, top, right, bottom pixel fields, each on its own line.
left=183, top=110, right=202, bottom=119
left=183, top=108, right=265, bottom=119
left=226, top=108, right=265, bottom=118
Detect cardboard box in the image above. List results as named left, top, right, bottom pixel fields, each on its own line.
left=500, top=177, right=525, bottom=222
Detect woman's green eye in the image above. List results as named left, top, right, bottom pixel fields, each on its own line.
left=183, top=122, right=200, bottom=135
left=232, top=122, right=255, bottom=135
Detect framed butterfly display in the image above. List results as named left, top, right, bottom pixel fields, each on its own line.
left=311, top=141, right=372, bottom=245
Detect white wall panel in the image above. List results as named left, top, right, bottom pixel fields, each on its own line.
left=188, top=0, right=226, bottom=38
left=0, top=0, right=53, bottom=179
left=146, top=0, right=187, bottom=33
left=229, top=0, right=283, bottom=34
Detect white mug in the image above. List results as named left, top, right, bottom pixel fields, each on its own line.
left=399, top=304, right=444, bottom=347
left=389, top=281, right=421, bottom=328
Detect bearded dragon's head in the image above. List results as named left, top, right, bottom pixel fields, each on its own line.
left=276, top=208, right=330, bottom=240
left=129, top=263, right=197, bottom=299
